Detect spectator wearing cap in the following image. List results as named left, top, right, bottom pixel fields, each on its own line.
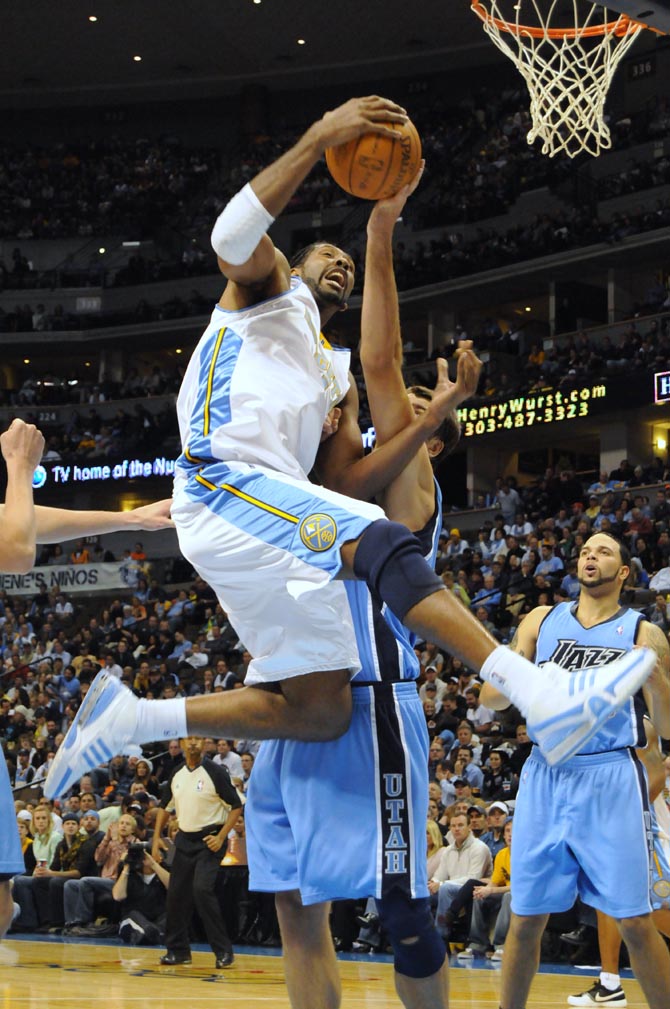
left=467, top=805, right=488, bottom=838
left=446, top=780, right=487, bottom=817
left=444, top=528, right=469, bottom=562
left=419, top=665, right=447, bottom=708
left=79, top=809, right=104, bottom=850
left=480, top=802, right=510, bottom=859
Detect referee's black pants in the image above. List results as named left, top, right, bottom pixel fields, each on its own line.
left=165, top=829, right=232, bottom=958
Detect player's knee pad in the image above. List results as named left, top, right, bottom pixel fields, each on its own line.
left=353, top=520, right=444, bottom=620
left=377, top=894, right=446, bottom=979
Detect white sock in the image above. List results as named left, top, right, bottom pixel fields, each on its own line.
left=135, top=698, right=187, bottom=744
left=600, top=972, right=620, bottom=991
left=480, top=645, right=542, bottom=715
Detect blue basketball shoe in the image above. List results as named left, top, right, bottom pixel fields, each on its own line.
left=44, top=671, right=141, bottom=798
left=528, top=647, right=656, bottom=766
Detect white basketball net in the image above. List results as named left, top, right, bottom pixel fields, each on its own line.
left=471, top=0, right=644, bottom=158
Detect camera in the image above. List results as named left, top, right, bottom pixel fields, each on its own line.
left=125, top=842, right=149, bottom=868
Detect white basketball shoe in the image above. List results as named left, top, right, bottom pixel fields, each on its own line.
left=527, top=647, right=655, bottom=766
left=44, top=671, right=141, bottom=798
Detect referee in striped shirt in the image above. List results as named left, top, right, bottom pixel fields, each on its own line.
left=153, top=736, right=241, bottom=968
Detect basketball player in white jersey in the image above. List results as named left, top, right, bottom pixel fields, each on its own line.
left=245, top=170, right=468, bottom=1009
left=480, top=533, right=670, bottom=1009
left=46, top=98, right=654, bottom=803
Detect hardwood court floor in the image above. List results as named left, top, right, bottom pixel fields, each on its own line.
left=0, top=939, right=648, bottom=1009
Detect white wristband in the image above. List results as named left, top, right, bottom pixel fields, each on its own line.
left=210, top=182, right=275, bottom=266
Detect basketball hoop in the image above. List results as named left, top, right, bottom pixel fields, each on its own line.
left=470, top=0, right=646, bottom=158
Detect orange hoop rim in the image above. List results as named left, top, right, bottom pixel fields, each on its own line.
left=470, top=0, right=644, bottom=37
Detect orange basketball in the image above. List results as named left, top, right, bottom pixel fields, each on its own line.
left=325, top=117, right=422, bottom=200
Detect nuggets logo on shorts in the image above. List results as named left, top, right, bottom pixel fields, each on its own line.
left=299, top=513, right=337, bottom=552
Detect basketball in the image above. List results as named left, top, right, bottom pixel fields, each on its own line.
left=325, top=117, right=422, bottom=200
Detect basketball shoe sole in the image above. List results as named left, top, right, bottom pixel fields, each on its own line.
left=44, top=671, right=141, bottom=798
left=528, top=647, right=655, bottom=766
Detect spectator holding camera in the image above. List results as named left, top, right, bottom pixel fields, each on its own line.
left=112, top=843, right=170, bottom=945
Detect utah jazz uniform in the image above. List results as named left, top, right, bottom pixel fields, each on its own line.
left=645, top=715, right=670, bottom=910
left=512, top=603, right=654, bottom=918
left=172, top=276, right=384, bottom=685
left=0, top=755, right=24, bottom=879
left=246, top=488, right=442, bottom=904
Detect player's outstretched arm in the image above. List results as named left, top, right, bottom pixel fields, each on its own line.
left=0, top=498, right=175, bottom=545
left=317, top=377, right=450, bottom=503
left=0, top=419, right=44, bottom=573
left=213, top=96, right=408, bottom=294
left=361, top=166, right=424, bottom=439
left=480, top=606, right=549, bottom=710
left=360, top=166, right=436, bottom=529
left=638, top=621, right=670, bottom=738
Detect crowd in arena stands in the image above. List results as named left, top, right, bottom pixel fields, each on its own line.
left=0, top=136, right=220, bottom=244
left=0, top=286, right=213, bottom=334
left=4, top=363, right=185, bottom=409
left=3, top=87, right=670, bottom=298
left=3, top=466, right=670, bottom=951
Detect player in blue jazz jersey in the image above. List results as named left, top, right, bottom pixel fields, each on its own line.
left=481, top=532, right=670, bottom=1009
left=45, top=99, right=655, bottom=804
left=245, top=172, right=477, bottom=1009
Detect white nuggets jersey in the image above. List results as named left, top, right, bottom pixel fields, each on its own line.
left=534, top=602, right=645, bottom=752
left=175, top=277, right=350, bottom=490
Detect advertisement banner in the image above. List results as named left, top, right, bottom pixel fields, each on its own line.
left=0, top=562, right=130, bottom=596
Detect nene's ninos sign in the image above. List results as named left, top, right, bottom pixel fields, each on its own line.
left=456, top=384, right=607, bottom=438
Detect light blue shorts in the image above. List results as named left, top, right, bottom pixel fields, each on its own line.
left=651, top=801, right=670, bottom=910
left=245, top=681, right=429, bottom=905
left=511, top=747, right=653, bottom=918
left=0, top=755, right=24, bottom=878
left=172, top=462, right=384, bottom=685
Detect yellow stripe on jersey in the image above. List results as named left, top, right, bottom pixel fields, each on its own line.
left=320, top=331, right=332, bottom=350
left=185, top=446, right=207, bottom=464
left=203, top=327, right=227, bottom=436
left=194, top=473, right=299, bottom=523
left=195, top=473, right=217, bottom=491
left=220, top=482, right=300, bottom=524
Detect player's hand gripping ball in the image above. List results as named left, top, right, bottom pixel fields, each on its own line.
left=325, top=117, right=422, bottom=200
